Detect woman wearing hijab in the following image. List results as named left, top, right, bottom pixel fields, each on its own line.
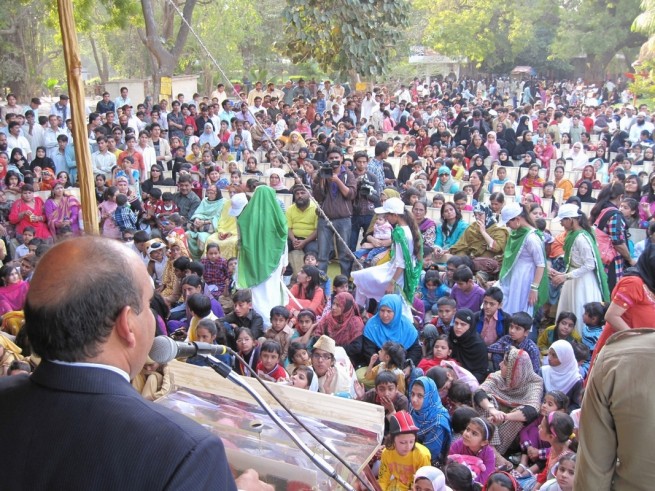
left=473, top=347, right=544, bottom=456
left=362, top=294, right=422, bottom=365
left=449, top=202, right=508, bottom=261
left=575, top=164, right=602, bottom=190
left=609, top=130, right=629, bottom=153
left=398, top=151, right=420, bottom=186
left=591, top=242, right=655, bottom=366
left=496, top=124, right=517, bottom=157
left=515, top=115, right=530, bottom=138
left=541, top=340, right=583, bottom=410
left=394, top=115, right=410, bottom=134
left=448, top=309, right=489, bottom=383
left=512, top=130, right=535, bottom=159
left=236, top=186, right=288, bottom=326
left=314, top=292, right=365, bottom=366
left=187, top=184, right=225, bottom=260
left=30, top=146, right=56, bottom=173
left=198, top=123, right=219, bottom=148
left=485, top=131, right=501, bottom=160
left=550, top=204, right=609, bottom=335
left=432, top=166, right=460, bottom=193
left=576, top=180, right=597, bottom=203
left=413, top=466, right=450, bottom=491
left=266, top=167, right=289, bottom=193
left=204, top=192, right=240, bottom=259
left=409, top=376, right=452, bottom=466
left=498, top=202, right=548, bottom=316
left=567, top=142, right=589, bottom=170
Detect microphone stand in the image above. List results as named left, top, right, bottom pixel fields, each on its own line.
left=202, top=355, right=357, bottom=491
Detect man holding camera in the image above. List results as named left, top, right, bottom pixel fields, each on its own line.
left=349, top=152, right=380, bottom=254
left=312, top=148, right=357, bottom=276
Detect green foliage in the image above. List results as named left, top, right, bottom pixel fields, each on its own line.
left=414, top=0, right=535, bottom=71
left=629, top=61, right=655, bottom=102
left=282, top=0, right=410, bottom=79
left=551, top=0, right=645, bottom=70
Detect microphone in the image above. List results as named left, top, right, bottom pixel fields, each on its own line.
left=149, top=336, right=230, bottom=364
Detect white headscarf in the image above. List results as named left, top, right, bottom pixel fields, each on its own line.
left=414, top=466, right=451, bottom=491
left=568, top=142, right=588, bottom=170
left=541, top=340, right=582, bottom=394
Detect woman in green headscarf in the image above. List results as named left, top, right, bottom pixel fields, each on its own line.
left=498, top=202, right=548, bottom=316
left=186, top=184, right=225, bottom=260
left=235, top=186, right=288, bottom=327
left=549, top=203, right=609, bottom=335
left=352, top=196, right=423, bottom=319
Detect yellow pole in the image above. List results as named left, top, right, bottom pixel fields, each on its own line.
left=57, top=0, right=99, bottom=234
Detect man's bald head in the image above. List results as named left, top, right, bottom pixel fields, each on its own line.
left=26, top=236, right=145, bottom=362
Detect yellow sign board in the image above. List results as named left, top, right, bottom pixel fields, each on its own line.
left=356, top=82, right=368, bottom=92
left=160, top=77, right=172, bottom=96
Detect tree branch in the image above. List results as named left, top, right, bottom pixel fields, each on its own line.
left=171, top=0, right=198, bottom=58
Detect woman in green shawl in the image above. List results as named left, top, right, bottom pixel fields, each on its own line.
left=498, top=202, right=548, bottom=316
left=236, top=186, right=288, bottom=327
left=549, top=203, right=610, bottom=335
left=352, top=197, right=423, bottom=319
left=186, top=184, right=224, bottom=260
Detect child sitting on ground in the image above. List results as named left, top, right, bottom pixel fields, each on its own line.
left=431, top=297, right=457, bottom=335
left=418, top=334, right=455, bottom=373
left=290, top=365, right=317, bottom=391
left=256, top=339, right=288, bottom=382
left=201, top=243, right=230, bottom=300
left=378, top=411, right=432, bottom=490
left=450, top=266, right=485, bottom=312
left=285, top=340, right=311, bottom=375
left=357, top=371, right=409, bottom=435
left=537, top=312, right=581, bottom=355
left=448, top=417, right=496, bottom=485
left=515, top=390, right=569, bottom=480
left=220, top=289, right=265, bottom=347
left=185, top=293, right=217, bottom=343
left=186, top=319, right=232, bottom=367
left=421, top=270, right=451, bottom=315
left=265, top=306, right=293, bottom=362
left=487, top=312, right=541, bottom=373
left=290, top=308, right=317, bottom=345
left=364, top=340, right=406, bottom=393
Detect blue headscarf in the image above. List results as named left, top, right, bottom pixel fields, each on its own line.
left=409, top=376, right=451, bottom=464
left=363, top=294, right=418, bottom=349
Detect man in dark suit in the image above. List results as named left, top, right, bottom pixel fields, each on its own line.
left=0, top=236, right=270, bottom=490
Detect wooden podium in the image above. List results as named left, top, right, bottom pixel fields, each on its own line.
left=158, top=361, right=384, bottom=490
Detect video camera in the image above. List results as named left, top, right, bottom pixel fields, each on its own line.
left=358, top=176, right=375, bottom=197
left=320, top=160, right=341, bottom=179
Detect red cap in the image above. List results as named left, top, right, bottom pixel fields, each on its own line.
left=389, top=411, right=419, bottom=435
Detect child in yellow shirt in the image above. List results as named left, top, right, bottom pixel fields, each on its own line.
left=378, top=411, right=431, bottom=491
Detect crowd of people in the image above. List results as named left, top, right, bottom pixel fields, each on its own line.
left=1, top=74, right=655, bottom=490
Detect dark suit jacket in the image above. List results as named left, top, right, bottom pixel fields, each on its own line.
left=0, top=361, right=237, bottom=491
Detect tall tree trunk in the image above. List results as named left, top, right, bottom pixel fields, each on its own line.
left=89, top=35, right=108, bottom=84
left=139, top=0, right=198, bottom=99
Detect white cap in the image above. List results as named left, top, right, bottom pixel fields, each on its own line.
left=638, top=111, right=648, bottom=117
left=228, top=193, right=248, bottom=217
left=374, top=197, right=405, bottom=215
left=553, top=203, right=581, bottom=222
left=501, top=202, right=522, bottom=223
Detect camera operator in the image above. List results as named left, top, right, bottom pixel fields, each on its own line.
left=312, top=147, right=357, bottom=276
left=349, top=152, right=380, bottom=254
